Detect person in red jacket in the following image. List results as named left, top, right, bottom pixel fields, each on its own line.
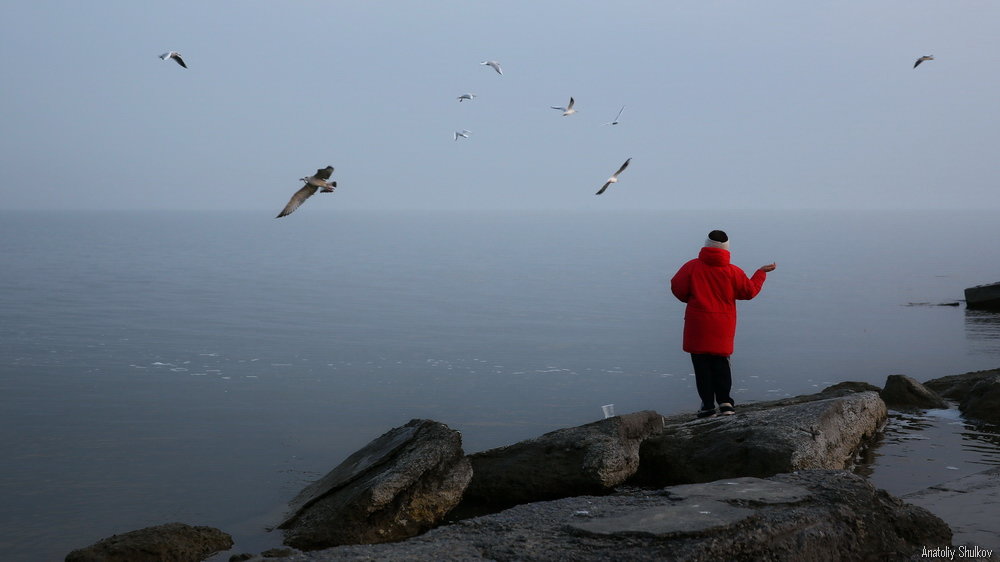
left=671, top=230, right=776, bottom=418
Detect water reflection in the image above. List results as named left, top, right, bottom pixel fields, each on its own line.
left=965, top=308, right=1000, bottom=354
left=957, top=417, right=1000, bottom=458
left=861, top=408, right=1000, bottom=496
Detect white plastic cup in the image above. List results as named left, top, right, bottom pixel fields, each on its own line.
left=601, top=404, right=615, bottom=418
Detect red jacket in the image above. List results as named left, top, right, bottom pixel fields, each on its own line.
left=670, top=247, right=767, bottom=356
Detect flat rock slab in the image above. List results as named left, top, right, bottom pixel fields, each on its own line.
left=903, top=466, right=1000, bottom=557
left=570, top=478, right=812, bottom=538
left=568, top=499, right=754, bottom=536
left=663, top=477, right=813, bottom=505
left=267, top=470, right=950, bottom=562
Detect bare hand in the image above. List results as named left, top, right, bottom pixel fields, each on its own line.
left=759, top=263, right=777, bottom=273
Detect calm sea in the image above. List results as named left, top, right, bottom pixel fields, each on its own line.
left=2, top=209, right=999, bottom=559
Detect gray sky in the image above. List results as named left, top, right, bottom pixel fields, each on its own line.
left=2, top=1, right=999, bottom=212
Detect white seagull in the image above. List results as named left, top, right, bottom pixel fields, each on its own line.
left=457, top=93, right=477, bottom=102
left=159, top=51, right=187, bottom=68
left=596, top=158, right=631, bottom=195
left=480, top=60, right=503, bottom=75
left=454, top=129, right=472, bottom=141
left=276, top=166, right=336, bottom=218
left=913, top=55, right=934, bottom=68
left=603, top=105, right=625, bottom=126
left=551, top=97, right=576, bottom=116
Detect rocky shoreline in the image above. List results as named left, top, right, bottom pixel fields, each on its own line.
left=64, top=369, right=1000, bottom=561
left=271, top=470, right=951, bottom=562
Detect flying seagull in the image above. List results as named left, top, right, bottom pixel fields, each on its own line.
left=276, top=166, right=336, bottom=218
left=457, top=93, right=477, bottom=102
left=596, top=158, right=631, bottom=195
left=603, top=105, right=625, bottom=126
left=454, top=129, right=472, bottom=141
left=551, top=97, right=576, bottom=116
left=913, top=55, right=934, bottom=68
left=480, top=60, right=503, bottom=75
left=159, top=51, right=187, bottom=68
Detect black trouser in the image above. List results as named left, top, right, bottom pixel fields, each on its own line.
left=691, top=353, right=733, bottom=409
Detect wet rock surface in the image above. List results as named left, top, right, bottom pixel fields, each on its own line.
left=266, top=470, right=949, bottom=561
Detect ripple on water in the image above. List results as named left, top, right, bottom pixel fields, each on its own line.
left=859, top=407, right=1000, bottom=496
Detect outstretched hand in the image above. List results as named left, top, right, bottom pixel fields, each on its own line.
left=759, top=263, right=777, bottom=273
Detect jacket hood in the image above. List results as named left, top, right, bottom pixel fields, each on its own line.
left=698, top=246, right=731, bottom=266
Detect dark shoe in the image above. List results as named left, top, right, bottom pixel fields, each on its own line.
left=719, top=402, right=735, bottom=416
left=696, top=407, right=717, bottom=419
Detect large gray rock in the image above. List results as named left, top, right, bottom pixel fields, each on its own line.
left=65, top=522, right=233, bottom=562
left=925, top=369, right=1000, bottom=423
left=264, top=470, right=950, bottom=561
left=634, top=391, right=886, bottom=486
left=460, top=410, right=664, bottom=510
left=820, top=380, right=883, bottom=395
left=924, top=369, right=1000, bottom=401
left=881, top=374, right=948, bottom=410
left=279, top=419, right=472, bottom=551
left=962, top=377, right=1000, bottom=423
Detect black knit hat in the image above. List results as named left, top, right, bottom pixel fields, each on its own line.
left=705, top=230, right=730, bottom=249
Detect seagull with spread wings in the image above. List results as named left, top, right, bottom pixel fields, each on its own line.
left=551, top=97, right=576, bottom=116
left=454, top=129, right=472, bottom=141
left=596, top=158, right=631, bottom=195
left=276, top=166, right=336, bottom=218
left=457, top=93, right=477, bottom=102
left=159, top=51, right=187, bottom=68
left=603, top=105, right=625, bottom=126
left=913, top=55, right=934, bottom=68
left=480, top=60, right=503, bottom=75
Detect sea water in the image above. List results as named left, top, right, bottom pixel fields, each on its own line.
left=1, top=209, right=999, bottom=559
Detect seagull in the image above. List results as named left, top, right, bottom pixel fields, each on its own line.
left=454, top=129, right=472, bottom=141
left=913, top=55, right=934, bottom=68
left=480, top=60, right=503, bottom=75
left=276, top=166, right=336, bottom=218
left=457, top=93, right=477, bottom=102
left=159, top=51, right=187, bottom=68
left=603, top=105, right=625, bottom=126
left=551, top=97, right=576, bottom=116
left=596, top=158, right=631, bottom=195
